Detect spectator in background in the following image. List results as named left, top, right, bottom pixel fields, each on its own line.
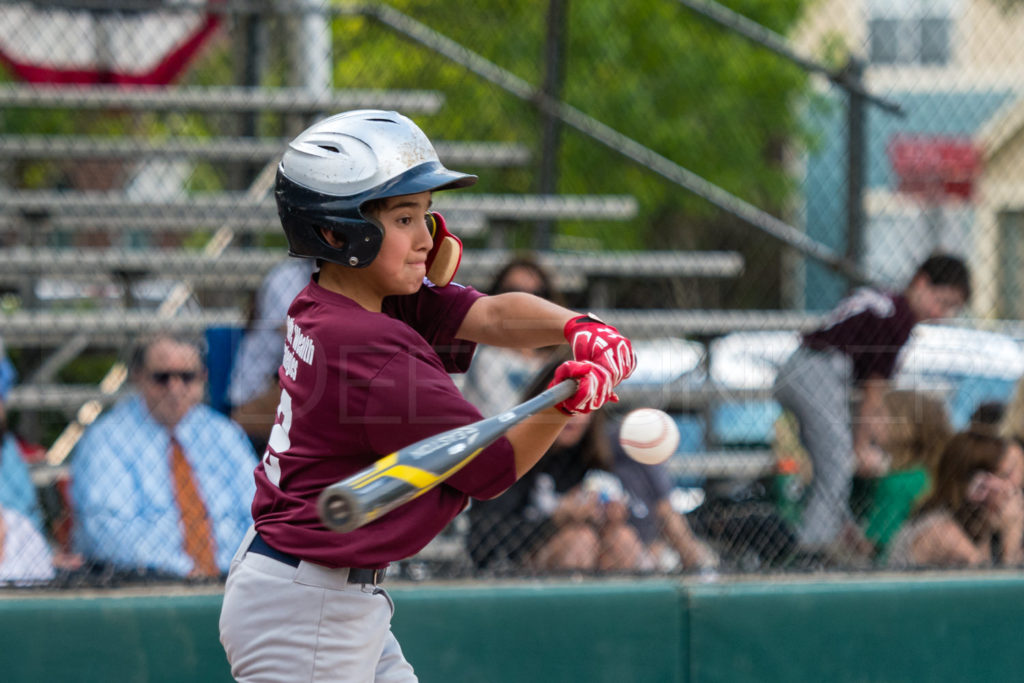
left=70, top=332, right=257, bottom=579
left=611, top=424, right=720, bottom=572
left=968, top=401, right=1024, bottom=554
left=857, top=390, right=954, bottom=560
left=971, top=400, right=1007, bottom=433
left=0, top=343, right=54, bottom=583
left=0, top=505, right=55, bottom=584
left=457, top=255, right=563, bottom=416
left=468, top=406, right=644, bottom=573
left=0, top=346, right=44, bottom=535
left=772, top=254, right=970, bottom=565
left=966, top=400, right=1024, bottom=487
left=996, top=390, right=1024, bottom=486
left=228, top=258, right=315, bottom=452
left=1001, top=379, right=1024, bottom=452
left=887, top=429, right=1024, bottom=569
left=0, top=345, right=15, bottom=410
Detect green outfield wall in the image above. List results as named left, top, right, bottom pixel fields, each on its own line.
left=1, top=574, right=1022, bottom=682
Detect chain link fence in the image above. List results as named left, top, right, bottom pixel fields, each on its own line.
left=0, top=0, right=1022, bottom=586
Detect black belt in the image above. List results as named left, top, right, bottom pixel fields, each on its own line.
left=247, top=532, right=386, bottom=585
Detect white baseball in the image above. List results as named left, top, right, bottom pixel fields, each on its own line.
left=618, top=408, right=680, bottom=465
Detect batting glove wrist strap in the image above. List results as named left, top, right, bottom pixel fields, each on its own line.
left=549, top=360, right=618, bottom=415
left=563, top=314, right=636, bottom=386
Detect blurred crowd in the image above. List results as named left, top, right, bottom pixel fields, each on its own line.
left=4, top=251, right=1024, bottom=586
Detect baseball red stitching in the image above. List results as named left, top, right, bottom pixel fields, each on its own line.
left=620, top=412, right=671, bottom=449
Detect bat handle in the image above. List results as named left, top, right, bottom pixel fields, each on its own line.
left=544, top=379, right=577, bottom=406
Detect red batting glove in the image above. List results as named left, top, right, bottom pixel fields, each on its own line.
left=548, top=360, right=618, bottom=415
left=563, top=314, right=636, bottom=386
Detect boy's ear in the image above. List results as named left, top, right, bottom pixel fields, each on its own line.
left=320, top=227, right=347, bottom=249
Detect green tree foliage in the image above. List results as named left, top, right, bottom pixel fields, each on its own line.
left=1, top=1, right=815, bottom=304
left=332, top=0, right=812, bottom=263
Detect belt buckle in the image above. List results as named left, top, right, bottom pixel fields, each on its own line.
left=349, top=566, right=386, bottom=586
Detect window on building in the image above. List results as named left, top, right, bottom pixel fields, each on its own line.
left=999, top=211, right=1024, bottom=319
left=867, top=0, right=956, bottom=66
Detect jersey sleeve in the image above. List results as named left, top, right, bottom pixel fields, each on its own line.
left=383, top=282, right=485, bottom=373
left=363, top=348, right=516, bottom=500
left=804, top=290, right=913, bottom=382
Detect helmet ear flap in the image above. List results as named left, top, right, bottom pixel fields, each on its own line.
left=279, top=207, right=383, bottom=268
left=317, top=217, right=383, bottom=267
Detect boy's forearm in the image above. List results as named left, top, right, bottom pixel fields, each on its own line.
left=506, top=407, right=572, bottom=479
left=459, top=292, right=577, bottom=348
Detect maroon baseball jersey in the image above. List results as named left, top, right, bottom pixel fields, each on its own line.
left=802, top=288, right=916, bottom=382
left=252, top=278, right=517, bottom=568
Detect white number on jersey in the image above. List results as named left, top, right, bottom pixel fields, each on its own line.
left=261, top=388, right=292, bottom=487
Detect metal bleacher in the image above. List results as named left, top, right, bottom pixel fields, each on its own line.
left=0, top=79, right=798, bottom=499
left=0, top=136, right=532, bottom=168
left=0, top=82, right=642, bottom=422
left=0, top=247, right=740, bottom=295
left=596, top=309, right=821, bottom=340
left=0, top=190, right=637, bottom=237
left=0, top=83, right=447, bottom=114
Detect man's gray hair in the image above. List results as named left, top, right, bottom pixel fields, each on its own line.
left=129, top=331, right=208, bottom=373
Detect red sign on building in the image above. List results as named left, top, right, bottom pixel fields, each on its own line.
left=887, top=133, right=982, bottom=201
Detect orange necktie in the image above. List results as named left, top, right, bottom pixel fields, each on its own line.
left=169, top=438, right=218, bottom=577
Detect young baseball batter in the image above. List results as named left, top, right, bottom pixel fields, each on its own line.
left=219, top=110, right=636, bottom=681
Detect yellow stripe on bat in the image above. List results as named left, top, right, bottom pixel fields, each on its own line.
left=350, top=448, right=484, bottom=493
left=345, top=453, right=400, bottom=488
left=378, top=464, right=442, bottom=489
left=358, top=448, right=485, bottom=525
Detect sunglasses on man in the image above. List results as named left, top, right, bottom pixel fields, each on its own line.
left=148, top=370, right=199, bottom=386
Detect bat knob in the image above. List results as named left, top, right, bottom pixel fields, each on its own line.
left=318, top=489, right=358, bottom=533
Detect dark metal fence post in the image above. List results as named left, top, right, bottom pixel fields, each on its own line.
left=844, top=56, right=866, bottom=273
left=536, top=0, right=569, bottom=250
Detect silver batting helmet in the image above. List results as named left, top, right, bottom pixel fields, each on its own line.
left=275, top=110, right=476, bottom=267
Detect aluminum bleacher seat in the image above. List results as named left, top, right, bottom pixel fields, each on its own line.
left=0, top=83, right=445, bottom=114
left=0, top=190, right=637, bottom=238
left=0, top=136, right=532, bottom=168
left=0, top=247, right=739, bottom=300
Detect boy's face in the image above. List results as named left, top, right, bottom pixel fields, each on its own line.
left=905, top=275, right=965, bottom=322
left=365, top=191, right=434, bottom=297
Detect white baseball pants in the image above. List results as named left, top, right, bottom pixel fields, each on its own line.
left=219, top=527, right=417, bottom=682
left=772, top=346, right=856, bottom=549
